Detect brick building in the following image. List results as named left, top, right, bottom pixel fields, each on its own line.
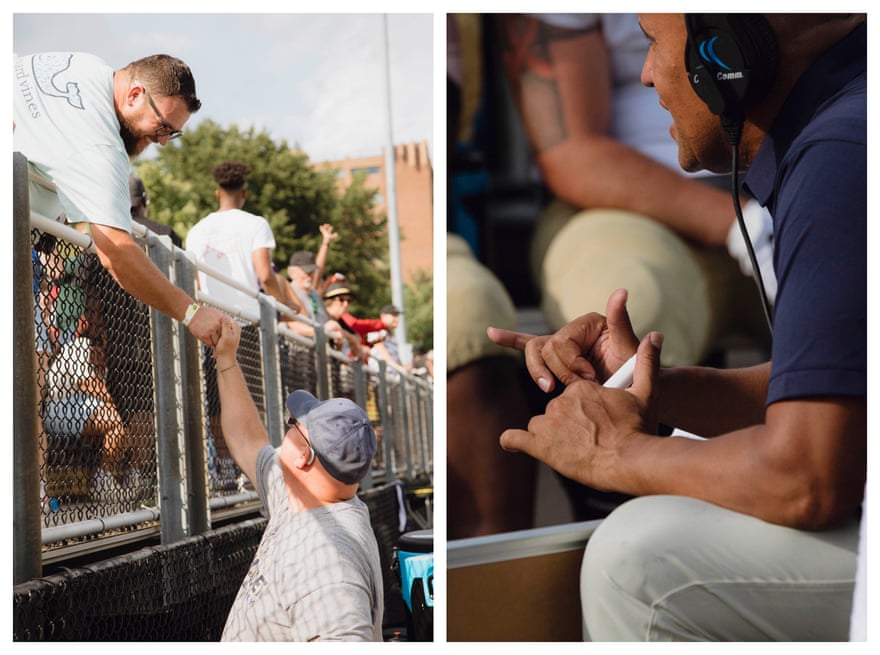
left=315, top=140, right=433, bottom=284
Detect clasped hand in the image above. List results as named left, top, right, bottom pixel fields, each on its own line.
left=486, top=289, right=663, bottom=489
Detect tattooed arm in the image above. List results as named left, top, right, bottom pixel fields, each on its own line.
left=497, top=14, right=735, bottom=246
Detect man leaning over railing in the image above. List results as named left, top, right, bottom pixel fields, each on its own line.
left=14, top=51, right=225, bottom=346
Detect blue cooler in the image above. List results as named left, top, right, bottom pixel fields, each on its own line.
left=395, top=529, right=433, bottom=641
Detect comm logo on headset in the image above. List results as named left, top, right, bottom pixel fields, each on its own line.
left=697, top=36, right=744, bottom=81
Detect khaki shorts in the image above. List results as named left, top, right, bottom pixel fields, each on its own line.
left=531, top=200, right=767, bottom=367
left=446, top=233, right=519, bottom=373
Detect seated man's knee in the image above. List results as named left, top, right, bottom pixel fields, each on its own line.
left=580, top=496, right=700, bottom=641
left=447, top=233, right=519, bottom=373
left=535, top=207, right=712, bottom=366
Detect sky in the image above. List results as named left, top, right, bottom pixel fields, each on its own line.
left=12, top=11, right=434, bottom=165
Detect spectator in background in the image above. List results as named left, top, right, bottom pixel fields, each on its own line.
left=186, top=160, right=298, bottom=492
left=41, top=282, right=143, bottom=505
left=336, top=297, right=401, bottom=351
left=322, top=281, right=365, bottom=361
left=366, top=305, right=408, bottom=375
left=283, top=250, right=345, bottom=346
left=129, top=175, right=182, bottom=247
left=185, top=160, right=297, bottom=319
left=14, top=51, right=224, bottom=347
left=498, top=13, right=773, bottom=359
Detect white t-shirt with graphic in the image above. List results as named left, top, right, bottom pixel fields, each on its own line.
left=185, top=209, right=276, bottom=318
left=14, top=52, right=132, bottom=231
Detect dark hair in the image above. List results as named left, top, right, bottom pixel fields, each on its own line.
left=212, top=160, right=251, bottom=190
left=122, top=54, right=202, bottom=113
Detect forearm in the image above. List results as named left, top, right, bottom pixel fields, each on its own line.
left=342, top=314, right=384, bottom=335
left=615, top=425, right=783, bottom=522
left=312, top=241, right=331, bottom=288
left=258, top=272, right=288, bottom=308
left=656, top=362, right=770, bottom=436
left=90, top=226, right=192, bottom=321
left=214, top=359, right=268, bottom=482
left=616, top=395, right=865, bottom=529
left=537, top=139, right=735, bottom=246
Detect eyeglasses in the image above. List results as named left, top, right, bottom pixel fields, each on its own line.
left=335, top=296, right=352, bottom=304
left=136, top=80, right=183, bottom=140
left=287, top=417, right=314, bottom=448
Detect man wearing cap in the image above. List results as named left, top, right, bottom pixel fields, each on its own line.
left=213, top=316, right=384, bottom=641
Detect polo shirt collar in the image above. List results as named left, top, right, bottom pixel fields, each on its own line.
left=744, top=22, right=866, bottom=205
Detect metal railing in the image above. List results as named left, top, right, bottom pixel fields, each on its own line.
left=13, top=152, right=433, bottom=582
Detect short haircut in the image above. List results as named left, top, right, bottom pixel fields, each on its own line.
left=121, top=54, right=202, bottom=113
left=212, top=160, right=252, bottom=190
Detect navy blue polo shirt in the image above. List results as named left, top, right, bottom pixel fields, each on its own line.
left=744, top=22, right=866, bottom=405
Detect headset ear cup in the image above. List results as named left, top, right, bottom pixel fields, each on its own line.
left=734, top=14, right=778, bottom=104
left=685, top=15, right=729, bottom=116
left=684, top=14, right=778, bottom=122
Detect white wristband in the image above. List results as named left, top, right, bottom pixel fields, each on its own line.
left=182, top=302, right=200, bottom=326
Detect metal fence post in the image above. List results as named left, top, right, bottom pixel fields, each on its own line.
left=376, top=361, right=394, bottom=481
left=150, top=242, right=188, bottom=543
left=398, top=375, right=414, bottom=480
left=259, top=297, right=284, bottom=447
left=172, top=250, right=210, bottom=535
left=13, top=152, right=42, bottom=583
left=314, top=324, right=330, bottom=400
left=351, top=359, right=373, bottom=489
left=411, top=381, right=427, bottom=475
left=420, top=380, right=434, bottom=471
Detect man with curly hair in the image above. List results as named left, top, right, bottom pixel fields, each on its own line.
left=186, top=160, right=296, bottom=318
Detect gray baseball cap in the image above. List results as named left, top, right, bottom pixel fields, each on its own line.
left=286, top=390, right=376, bottom=484
left=289, top=250, right=317, bottom=272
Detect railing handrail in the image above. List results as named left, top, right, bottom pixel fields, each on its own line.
left=14, top=153, right=432, bottom=576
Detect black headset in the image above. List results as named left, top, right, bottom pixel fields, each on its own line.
left=685, top=14, right=778, bottom=334
left=684, top=14, right=778, bottom=142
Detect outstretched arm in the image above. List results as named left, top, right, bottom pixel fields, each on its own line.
left=86, top=222, right=224, bottom=347
left=312, top=223, right=338, bottom=288
left=213, top=317, right=269, bottom=485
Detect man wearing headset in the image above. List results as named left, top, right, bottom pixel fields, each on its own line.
left=489, top=14, right=866, bottom=640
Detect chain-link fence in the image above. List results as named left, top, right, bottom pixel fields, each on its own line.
left=13, top=153, right=433, bottom=639
left=13, top=481, right=411, bottom=641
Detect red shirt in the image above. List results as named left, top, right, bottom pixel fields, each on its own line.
left=341, top=312, right=385, bottom=345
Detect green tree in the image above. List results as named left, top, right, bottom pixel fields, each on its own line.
left=133, top=120, right=396, bottom=314
left=402, top=268, right=433, bottom=352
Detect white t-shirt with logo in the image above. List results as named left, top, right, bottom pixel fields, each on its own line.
left=185, top=209, right=276, bottom=318
left=14, top=52, right=132, bottom=231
